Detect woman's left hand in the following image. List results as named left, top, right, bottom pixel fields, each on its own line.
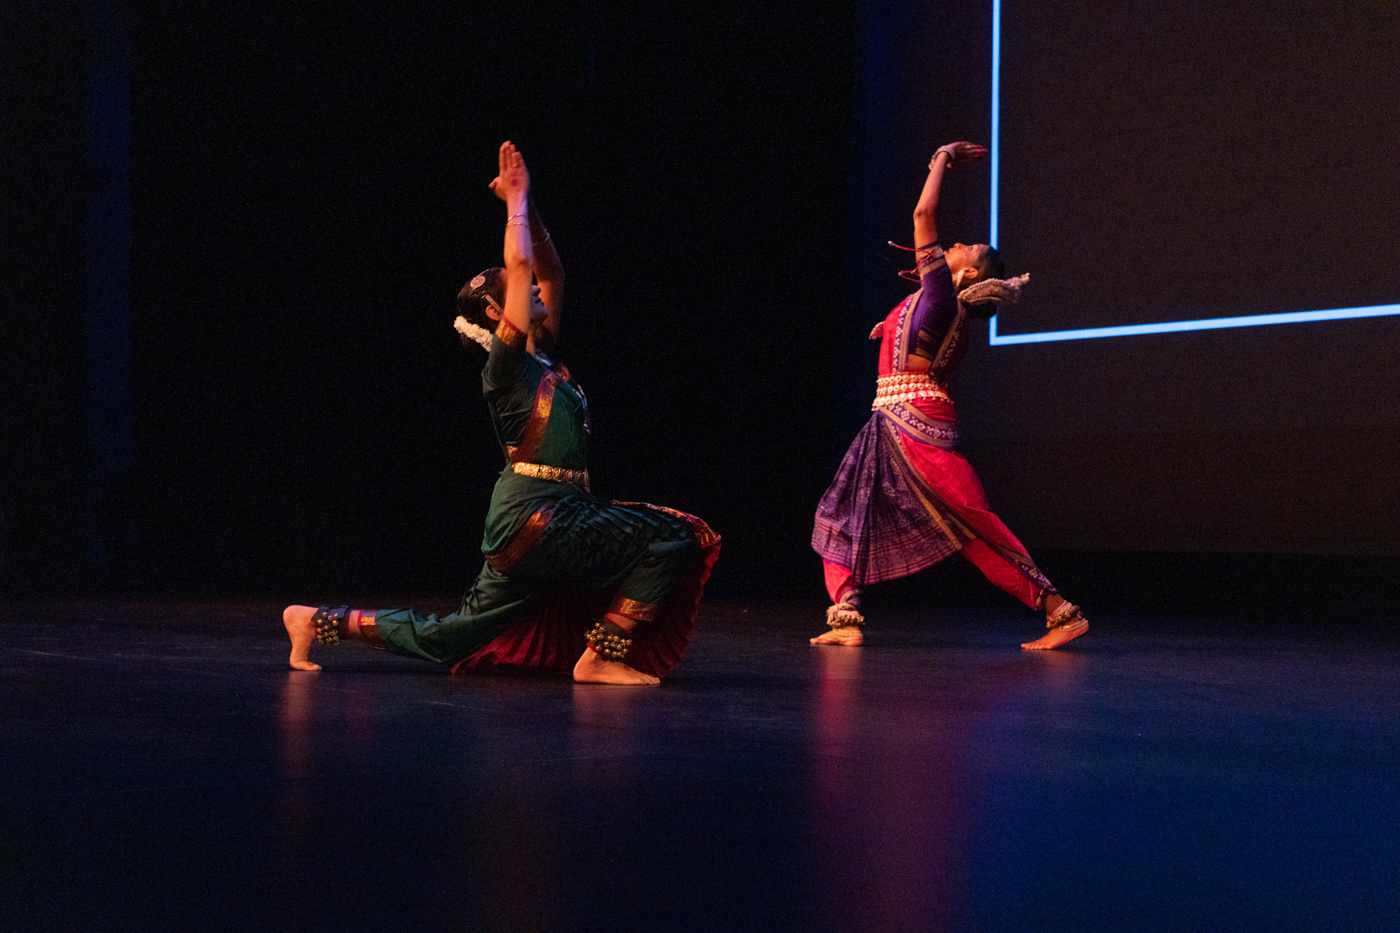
left=937, top=141, right=988, bottom=166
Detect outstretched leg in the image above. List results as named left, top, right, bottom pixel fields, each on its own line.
left=282, top=501, right=714, bottom=681
left=959, top=540, right=1088, bottom=649
left=1021, top=594, right=1089, bottom=650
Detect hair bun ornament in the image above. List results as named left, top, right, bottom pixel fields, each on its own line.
left=959, top=272, right=1030, bottom=307
left=469, top=273, right=487, bottom=290
left=454, top=315, right=494, bottom=351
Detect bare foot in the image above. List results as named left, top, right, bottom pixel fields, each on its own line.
left=572, top=647, right=660, bottom=685
left=810, top=626, right=864, bottom=646
left=1021, top=618, right=1088, bottom=650
left=283, top=605, right=321, bottom=671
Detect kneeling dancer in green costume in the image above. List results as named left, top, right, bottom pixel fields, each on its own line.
left=283, top=141, right=719, bottom=685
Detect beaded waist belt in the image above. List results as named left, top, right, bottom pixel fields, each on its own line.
left=872, top=372, right=952, bottom=410
left=511, top=461, right=591, bottom=492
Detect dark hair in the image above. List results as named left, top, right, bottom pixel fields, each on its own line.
left=456, top=267, right=506, bottom=330
left=973, top=245, right=1006, bottom=282
left=961, top=247, right=1008, bottom=319
left=963, top=298, right=998, bottom=320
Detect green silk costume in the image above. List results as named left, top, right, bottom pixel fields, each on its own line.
left=478, top=321, right=591, bottom=555
left=362, top=317, right=718, bottom=675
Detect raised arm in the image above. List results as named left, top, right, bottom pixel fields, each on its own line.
left=896, top=142, right=990, bottom=372
left=492, top=155, right=565, bottom=341
left=912, top=141, right=986, bottom=248
left=494, top=141, right=536, bottom=336
left=526, top=199, right=564, bottom=340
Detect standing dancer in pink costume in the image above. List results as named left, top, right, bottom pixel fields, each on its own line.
left=811, top=140, right=1087, bottom=650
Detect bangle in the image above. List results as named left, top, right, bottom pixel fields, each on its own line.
left=508, top=211, right=528, bottom=220
left=932, top=146, right=956, bottom=168
left=506, top=219, right=528, bottom=228
left=532, top=230, right=552, bottom=247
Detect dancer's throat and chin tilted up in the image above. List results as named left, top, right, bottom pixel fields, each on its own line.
left=284, top=141, right=720, bottom=683
left=810, top=140, right=1087, bottom=650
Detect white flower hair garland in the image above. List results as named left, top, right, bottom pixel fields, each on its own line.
left=453, top=315, right=494, bottom=351
left=957, top=272, right=1030, bottom=307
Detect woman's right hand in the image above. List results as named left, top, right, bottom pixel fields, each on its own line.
left=490, top=140, right=530, bottom=205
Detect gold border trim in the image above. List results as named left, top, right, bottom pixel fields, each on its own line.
left=893, top=290, right=918, bottom=371
left=929, top=304, right=967, bottom=374
left=485, top=504, right=555, bottom=574
left=878, top=405, right=960, bottom=450
left=608, top=596, right=659, bottom=622
left=495, top=317, right=527, bottom=348
left=506, top=370, right=557, bottom=464
left=352, top=610, right=383, bottom=649
left=609, top=501, right=721, bottom=550
left=510, top=462, right=590, bottom=491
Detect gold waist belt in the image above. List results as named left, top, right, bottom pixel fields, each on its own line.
left=511, top=461, right=591, bottom=492
left=872, top=372, right=952, bottom=409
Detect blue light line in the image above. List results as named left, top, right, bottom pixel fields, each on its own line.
left=987, top=2, right=1399, bottom=346
left=990, top=0, right=1001, bottom=249
left=989, top=304, right=1400, bottom=345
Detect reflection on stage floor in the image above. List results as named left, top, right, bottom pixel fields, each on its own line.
left=2, top=598, right=1398, bottom=932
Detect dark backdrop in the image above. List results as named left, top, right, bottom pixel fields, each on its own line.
left=3, top=1, right=1396, bottom=605
left=958, top=0, right=1400, bottom=557
left=3, top=0, right=869, bottom=598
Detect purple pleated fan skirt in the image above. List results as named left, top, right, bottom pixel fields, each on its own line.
left=812, top=413, right=969, bottom=585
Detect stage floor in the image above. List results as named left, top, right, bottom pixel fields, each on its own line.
left=3, top=597, right=1399, bottom=932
